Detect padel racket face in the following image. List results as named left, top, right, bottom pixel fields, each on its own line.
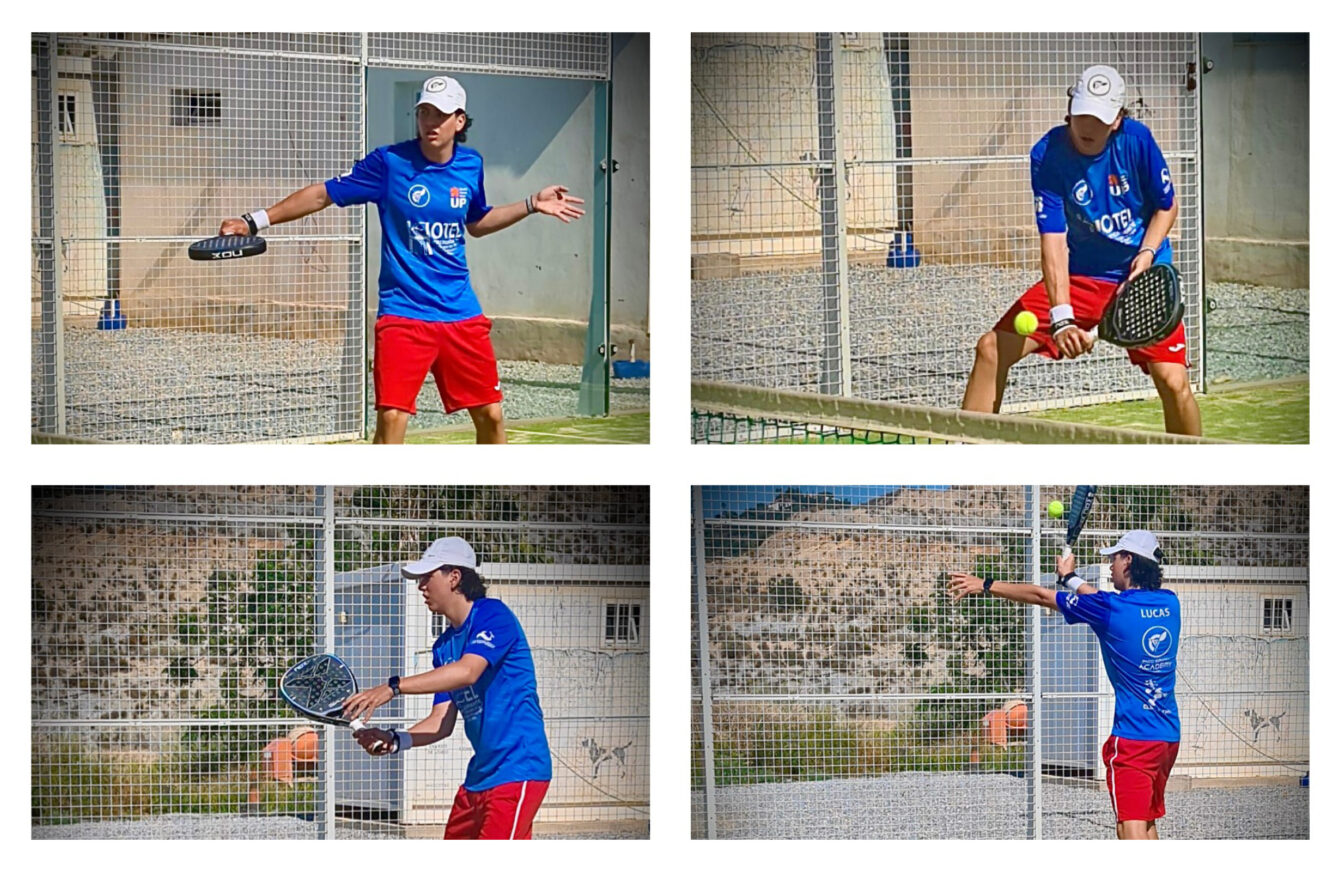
left=279, top=653, right=359, bottom=727
left=1062, top=485, right=1098, bottom=557
left=187, top=234, right=267, bottom=261
left=1097, top=264, right=1183, bottom=349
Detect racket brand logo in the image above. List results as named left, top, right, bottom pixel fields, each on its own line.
left=1071, top=179, right=1092, bottom=206
left=1142, top=625, right=1173, bottom=658
left=212, top=249, right=244, bottom=259
left=408, top=184, right=431, bottom=207
left=450, top=186, right=467, bottom=209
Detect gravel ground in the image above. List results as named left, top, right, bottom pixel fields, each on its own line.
left=31, top=329, right=648, bottom=443
left=692, top=266, right=1308, bottom=410
left=33, top=814, right=648, bottom=840
left=692, top=772, right=1308, bottom=839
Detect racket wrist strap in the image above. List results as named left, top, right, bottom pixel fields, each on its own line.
left=242, top=209, right=271, bottom=234
left=1058, top=571, right=1085, bottom=592
left=392, top=729, right=414, bottom=754
left=1049, top=304, right=1076, bottom=337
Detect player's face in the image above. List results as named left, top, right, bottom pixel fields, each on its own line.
left=1110, top=552, right=1131, bottom=590
left=416, top=567, right=459, bottom=614
left=1066, top=113, right=1121, bottom=156
left=417, top=105, right=466, bottom=146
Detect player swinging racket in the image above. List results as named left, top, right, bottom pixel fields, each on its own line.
left=341, top=536, right=553, bottom=839
left=962, top=64, right=1201, bottom=436
left=948, top=530, right=1181, bottom=840
left=217, top=75, right=585, bottom=444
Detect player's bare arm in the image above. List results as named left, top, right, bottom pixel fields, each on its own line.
left=1129, top=200, right=1179, bottom=278
left=947, top=572, right=1060, bottom=611
left=1041, top=232, right=1093, bottom=359
left=355, top=700, right=458, bottom=756
left=466, top=185, right=586, bottom=237
left=218, top=182, right=333, bottom=236
left=342, top=653, right=489, bottom=723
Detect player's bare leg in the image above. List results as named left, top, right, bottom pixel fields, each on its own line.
left=1116, top=819, right=1158, bottom=840
left=963, top=330, right=1037, bottom=414
left=1147, top=361, right=1202, bottom=436
left=468, top=402, right=507, bottom=444
left=374, top=408, right=411, bottom=444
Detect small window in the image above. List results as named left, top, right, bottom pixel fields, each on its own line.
left=172, top=89, right=222, bottom=126
left=604, top=602, right=642, bottom=647
left=58, top=94, right=76, bottom=138
left=1262, top=597, right=1293, bottom=634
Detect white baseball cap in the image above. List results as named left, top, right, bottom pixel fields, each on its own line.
left=402, top=536, right=477, bottom=578
left=416, top=76, right=467, bottom=115
left=1070, top=65, right=1126, bottom=124
left=1099, top=530, right=1161, bottom=562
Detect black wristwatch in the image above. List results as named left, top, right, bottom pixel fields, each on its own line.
left=387, top=675, right=401, bottom=696
left=1057, top=571, right=1078, bottom=588
left=982, top=577, right=994, bottom=592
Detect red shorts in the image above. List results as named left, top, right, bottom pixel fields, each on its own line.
left=373, top=313, right=503, bottom=414
left=993, top=276, right=1188, bottom=373
left=1103, top=735, right=1180, bottom=822
left=443, top=780, right=550, bottom=840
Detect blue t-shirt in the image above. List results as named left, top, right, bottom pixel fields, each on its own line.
left=325, top=140, right=493, bottom=322
left=1031, top=118, right=1175, bottom=282
left=432, top=597, right=552, bottom=790
left=1055, top=587, right=1181, bottom=742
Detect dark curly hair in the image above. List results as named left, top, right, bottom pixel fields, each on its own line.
left=455, top=113, right=473, bottom=144
left=446, top=564, right=487, bottom=600
left=1125, top=550, right=1164, bottom=590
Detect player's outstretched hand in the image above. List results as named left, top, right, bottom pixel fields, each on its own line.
left=947, top=572, right=985, bottom=602
left=1055, top=325, right=1095, bottom=359
left=354, top=727, right=397, bottom=756
left=1056, top=550, right=1076, bottom=578
left=533, top=185, right=586, bottom=223
left=218, top=217, right=250, bottom=237
left=343, top=685, right=394, bottom=725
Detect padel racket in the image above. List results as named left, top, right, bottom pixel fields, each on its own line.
left=1062, top=485, right=1098, bottom=559
left=279, top=653, right=366, bottom=731
left=187, top=234, right=267, bottom=261
left=1089, top=263, right=1183, bottom=349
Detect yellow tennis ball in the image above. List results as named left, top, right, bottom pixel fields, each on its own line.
left=1047, top=500, right=1065, bottom=519
left=1014, top=311, right=1039, bottom=336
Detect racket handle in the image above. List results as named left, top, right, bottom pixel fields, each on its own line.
left=1062, top=544, right=1073, bottom=559
left=350, top=718, right=365, bottom=732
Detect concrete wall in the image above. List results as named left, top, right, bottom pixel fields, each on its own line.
left=1200, top=33, right=1309, bottom=287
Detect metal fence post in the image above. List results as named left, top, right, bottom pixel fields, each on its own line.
left=1028, top=484, right=1043, bottom=838
left=318, top=486, right=337, bottom=839
left=692, top=487, right=718, bottom=839
left=815, top=32, right=852, bottom=396
left=37, top=34, right=67, bottom=435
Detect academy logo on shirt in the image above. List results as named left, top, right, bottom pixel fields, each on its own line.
left=1143, top=625, right=1173, bottom=658
left=408, top=184, right=431, bottom=207
left=450, top=186, right=467, bottom=208
left=1107, top=173, right=1131, bottom=196
left=472, top=629, right=497, bottom=649
left=1071, top=179, right=1093, bottom=206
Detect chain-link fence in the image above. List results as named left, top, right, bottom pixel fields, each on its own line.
left=692, top=33, right=1204, bottom=412
left=33, top=486, right=649, bottom=839
left=32, top=33, right=614, bottom=443
left=691, top=486, right=1307, bottom=839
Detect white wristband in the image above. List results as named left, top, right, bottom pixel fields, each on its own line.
left=392, top=729, right=414, bottom=754
left=1049, top=304, right=1075, bottom=325
left=252, top=209, right=271, bottom=231
left=1065, top=576, right=1086, bottom=592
